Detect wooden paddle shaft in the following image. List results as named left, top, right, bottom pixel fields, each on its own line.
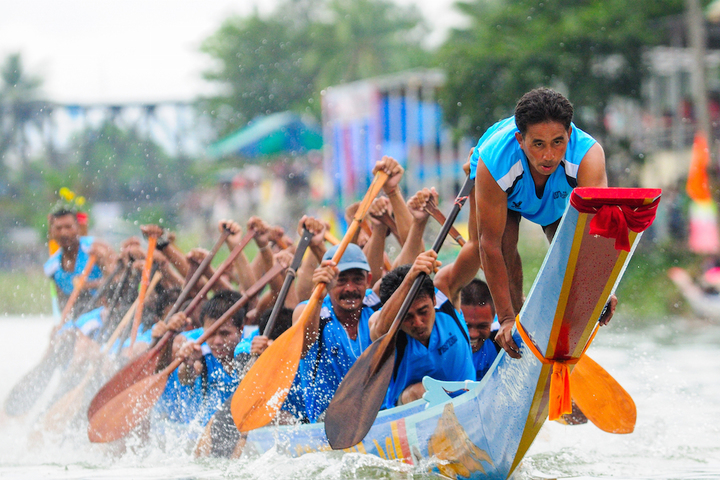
left=148, top=230, right=255, bottom=354
left=385, top=175, right=474, bottom=341
left=130, top=236, right=157, bottom=347
left=425, top=200, right=466, bottom=246
left=60, top=254, right=97, bottom=324
left=262, top=228, right=313, bottom=337
left=153, top=263, right=285, bottom=379
left=164, top=229, right=232, bottom=320
left=75, top=261, right=124, bottom=317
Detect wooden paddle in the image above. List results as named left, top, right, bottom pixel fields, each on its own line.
left=74, top=261, right=124, bottom=318
left=42, top=272, right=163, bottom=433
left=3, top=254, right=98, bottom=416
left=425, top=198, right=466, bottom=246
left=231, top=171, right=389, bottom=433
left=129, top=234, right=158, bottom=347
left=570, top=354, right=636, bottom=434
left=60, top=254, right=97, bottom=324
left=86, top=230, right=249, bottom=421
left=324, top=175, right=473, bottom=450
left=87, top=262, right=285, bottom=443
left=193, top=228, right=314, bottom=457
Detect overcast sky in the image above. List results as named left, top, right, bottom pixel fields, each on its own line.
left=0, top=0, right=467, bottom=105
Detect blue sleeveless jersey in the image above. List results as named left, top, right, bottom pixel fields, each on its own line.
left=44, top=237, right=103, bottom=295
left=469, top=116, right=597, bottom=226
left=194, top=348, right=240, bottom=426
left=383, top=298, right=475, bottom=409
left=472, top=337, right=500, bottom=381
left=300, top=289, right=380, bottom=423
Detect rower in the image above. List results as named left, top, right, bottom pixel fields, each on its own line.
left=294, top=243, right=380, bottom=423
left=459, top=279, right=501, bottom=381
left=371, top=251, right=475, bottom=408
left=44, top=207, right=115, bottom=308
left=172, top=290, right=247, bottom=427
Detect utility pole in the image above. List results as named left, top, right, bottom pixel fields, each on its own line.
left=686, top=0, right=712, bottom=145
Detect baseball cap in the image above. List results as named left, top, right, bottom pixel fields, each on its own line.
left=322, top=243, right=371, bottom=273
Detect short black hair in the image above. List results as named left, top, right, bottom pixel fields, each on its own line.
left=460, top=279, right=495, bottom=314
left=257, top=307, right=294, bottom=340
left=200, top=290, right=245, bottom=330
left=379, top=264, right=435, bottom=305
left=514, top=88, right=574, bottom=136
left=50, top=207, right=77, bottom=219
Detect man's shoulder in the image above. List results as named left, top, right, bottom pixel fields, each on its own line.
left=44, top=250, right=62, bottom=277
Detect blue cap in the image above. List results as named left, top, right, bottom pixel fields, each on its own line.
left=322, top=243, right=371, bottom=273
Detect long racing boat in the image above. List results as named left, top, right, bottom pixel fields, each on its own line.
left=233, top=187, right=662, bottom=479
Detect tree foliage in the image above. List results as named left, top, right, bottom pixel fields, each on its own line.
left=435, top=0, right=686, bottom=136
left=198, top=0, right=430, bottom=137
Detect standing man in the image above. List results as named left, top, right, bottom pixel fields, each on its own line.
left=44, top=207, right=114, bottom=307
left=470, top=88, right=615, bottom=359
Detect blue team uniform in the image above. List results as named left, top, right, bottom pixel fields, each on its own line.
left=300, top=289, right=380, bottom=423
left=472, top=334, right=501, bottom=381
left=469, top=116, right=597, bottom=226
left=194, top=346, right=240, bottom=426
left=58, top=306, right=104, bottom=340
left=155, top=328, right=205, bottom=425
left=44, top=236, right=103, bottom=295
left=383, top=294, right=475, bottom=409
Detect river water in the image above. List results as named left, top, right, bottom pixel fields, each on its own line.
left=0, top=314, right=718, bottom=480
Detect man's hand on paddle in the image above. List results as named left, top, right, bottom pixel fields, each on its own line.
left=368, top=197, right=391, bottom=227
left=313, top=260, right=339, bottom=287
left=409, top=250, right=441, bottom=278
left=372, top=155, right=404, bottom=196
left=407, top=187, right=438, bottom=221
left=250, top=335, right=272, bottom=355
left=248, top=216, right=272, bottom=250
left=220, top=219, right=243, bottom=246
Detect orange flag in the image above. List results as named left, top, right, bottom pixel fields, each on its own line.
left=686, top=131, right=712, bottom=202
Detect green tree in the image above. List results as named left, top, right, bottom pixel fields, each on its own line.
left=68, top=121, right=190, bottom=204
left=0, top=53, right=43, bottom=172
left=198, top=0, right=431, bottom=137
left=436, top=0, right=686, bottom=136
left=199, top=12, right=316, bottom=137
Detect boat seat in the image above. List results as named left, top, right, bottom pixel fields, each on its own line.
left=422, top=377, right=482, bottom=408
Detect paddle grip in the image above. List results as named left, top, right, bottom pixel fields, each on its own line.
left=263, top=228, right=313, bottom=337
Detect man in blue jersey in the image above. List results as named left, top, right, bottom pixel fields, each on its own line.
left=460, top=279, right=500, bottom=381
left=44, top=207, right=114, bottom=307
left=470, top=88, right=616, bottom=359
left=371, top=251, right=475, bottom=407
left=294, top=243, right=380, bottom=423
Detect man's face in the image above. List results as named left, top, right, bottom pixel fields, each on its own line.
left=328, top=268, right=370, bottom=314
left=515, top=121, right=571, bottom=185
left=400, top=294, right=435, bottom=346
left=50, top=214, right=80, bottom=250
left=461, top=304, right=494, bottom=353
left=204, top=318, right=241, bottom=362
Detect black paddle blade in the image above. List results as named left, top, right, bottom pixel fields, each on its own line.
left=324, top=333, right=396, bottom=450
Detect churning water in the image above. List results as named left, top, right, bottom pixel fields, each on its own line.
left=1, top=314, right=719, bottom=480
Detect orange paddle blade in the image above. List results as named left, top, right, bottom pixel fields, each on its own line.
left=231, top=320, right=305, bottom=432
left=87, top=369, right=170, bottom=443
left=571, top=355, right=636, bottom=434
